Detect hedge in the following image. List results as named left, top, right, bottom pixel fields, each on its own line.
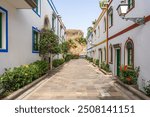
left=0, top=60, right=48, bottom=96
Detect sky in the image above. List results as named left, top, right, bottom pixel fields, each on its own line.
left=52, top=0, right=101, bottom=37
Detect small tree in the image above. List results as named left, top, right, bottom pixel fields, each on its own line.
left=60, top=41, right=70, bottom=58
left=39, top=15, right=60, bottom=70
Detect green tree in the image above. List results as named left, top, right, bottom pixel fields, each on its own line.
left=78, top=37, right=87, bottom=45
left=60, top=41, right=70, bottom=58
left=39, top=15, right=60, bottom=70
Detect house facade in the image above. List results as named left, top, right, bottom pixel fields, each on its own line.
left=87, top=0, right=150, bottom=91
left=0, top=0, right=66, bottom=74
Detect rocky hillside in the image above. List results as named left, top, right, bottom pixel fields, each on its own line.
left=65, top=29, right=86, bottom=55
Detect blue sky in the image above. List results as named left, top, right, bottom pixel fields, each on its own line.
left=52, top=0, right=101, bottom=36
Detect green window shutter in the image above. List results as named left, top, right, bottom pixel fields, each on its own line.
left=128, top=48, right=132, bottom=66
left=111, top=13, right=113, bottom=26
left=128, top=0, right=133, bottom=9
left=101, top=51, right=103, bottom=62
left=0, top=13, right=2, bottom=48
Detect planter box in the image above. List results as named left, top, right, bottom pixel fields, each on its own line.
left=92, top=64, right=97, bottom=67
left=116, top=79, right=150, bottom=100
left=99, top=68, right=112, bottom=75
left=3, top=73, right=48, bottom=100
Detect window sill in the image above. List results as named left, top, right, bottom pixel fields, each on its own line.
left=0, top=49, right=8, bottom=53
left=32, top=51, right=39, bottom=53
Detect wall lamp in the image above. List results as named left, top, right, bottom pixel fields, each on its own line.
left=117, top=2, right=145, bottom=25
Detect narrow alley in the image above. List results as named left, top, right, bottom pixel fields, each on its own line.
left=16, top=59, right=139, bottom=100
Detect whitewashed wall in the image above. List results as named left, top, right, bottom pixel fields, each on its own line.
left=0, top=0, right=65, bottom=74
left=87, top=0, right=150, bottom=90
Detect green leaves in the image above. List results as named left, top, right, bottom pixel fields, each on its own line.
left=52, top=59, right=65, bottom=68
left=100, top=61, right=110, bottom=72
left=0, top=60, right=48, bottom=94
left=39, top=30, right=60, bottom=56
left=119, top=66, right=140, bottom=85
left=76, top=37, right=87, bottom=45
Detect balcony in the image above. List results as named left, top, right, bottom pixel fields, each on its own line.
left=7, top=0, right=37, bottom=9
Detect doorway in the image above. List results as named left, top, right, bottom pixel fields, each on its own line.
left=116, top=49, right=121, bottom=77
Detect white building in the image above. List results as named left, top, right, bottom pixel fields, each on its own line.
left=0, top=0, right=66, bottom=74
left=87, top=0, right=150, bottom=91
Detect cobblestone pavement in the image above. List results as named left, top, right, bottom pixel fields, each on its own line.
left=17, top=59, right=138, bottom=100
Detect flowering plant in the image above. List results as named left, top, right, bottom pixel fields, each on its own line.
left=119, top=65, right=140, bottom=85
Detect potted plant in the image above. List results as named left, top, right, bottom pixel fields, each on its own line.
left=120, top=65, right=140, bottom=85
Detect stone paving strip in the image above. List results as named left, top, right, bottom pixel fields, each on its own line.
left=16, top=59, right=138, bottom=100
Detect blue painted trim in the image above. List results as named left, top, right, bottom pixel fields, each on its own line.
left=0, top=6, right=8, bottom=53
left=47, top=0, right=58, bottom=15
left=32, top=0, right=41, bottom=18
left=50, top=0, right=58, bottom=14
left=32, top=26, right=40, bottom=53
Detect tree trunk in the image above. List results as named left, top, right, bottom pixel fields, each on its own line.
left=50, top=53, right=53, bottom=70
left=48, top=53, right=53, bottom=70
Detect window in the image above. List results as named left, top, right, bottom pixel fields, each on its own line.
left=125, top=39, right=134, bottom=67
left=52, top=15, right=56, bottom=32
left=32, top=27, right=40, bottom=53
left=104, top=17, right=106, bottom=32
left=91, top=34, right=93, bottom=39
left=128, top=0, right=134, bottom=10
left=60, top=25, right=62, bottom=37
left=98, top=26, right=100, bottom=37
left=0, top=7, right=8, bottom=52
left=127, top=42, right=133, bottom=66
left=104, top=47, right=106, bottom=61
left=108, top=7, right=113, bottom=28
left=94, top=30, right=96, bottom=38
left=57, top=20, right=59, bottom=36
left=35, top=0, right=38, bottom=13
left=0, top=12, right=2, bottom=49
left=33, top=0, right=41, bottom=17
left=101, top=50, right=103, bottom=62
left=109, top=45, right=113, bottom=63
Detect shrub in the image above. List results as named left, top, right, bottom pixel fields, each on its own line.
left=100, top=61, right=110, bottom=72
left=65, top=54, right=73, bottom=62
left=64, top=54, right=79, bottom=62
left=144, top=81, right=150, bottom=96
left=86, top=57, right=93, bottom=62
left=120, top=65, right=140, bottom=85
left=0, top=60, right=48, bottom=94
left=72, top=55, right=79, bottom=59
left=95, top=59, right=99, bottom=66
left=52, top=59, right=65, bottom=68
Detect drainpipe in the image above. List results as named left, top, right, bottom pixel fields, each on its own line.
left=106, top=4, right=109, bottom=64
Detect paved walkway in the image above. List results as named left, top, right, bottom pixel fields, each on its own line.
left=17, top=59, right=136, bottom=100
